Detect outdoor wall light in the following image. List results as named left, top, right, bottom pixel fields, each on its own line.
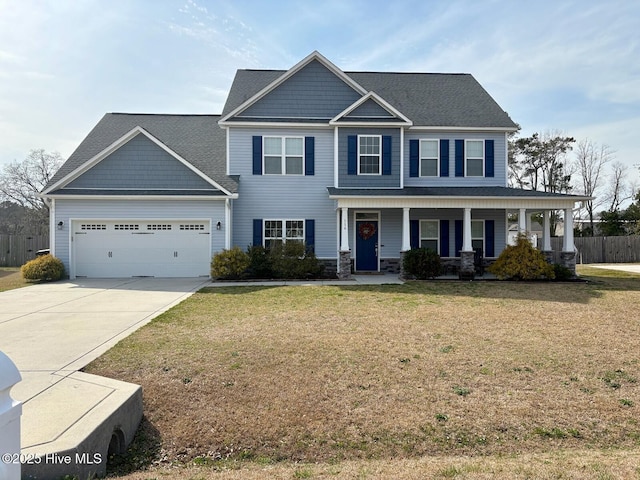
left=57, top=221, right=64, bottom=230
left=216, top=221, right=222, bottom=230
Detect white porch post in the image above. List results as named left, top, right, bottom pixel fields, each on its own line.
left=462, top=207, right=472, bottom=251
left=340, top=207, right=350, bottom=251
left=542, top=210, right=552, bottom=251
left=518, top=208, right=527, bottom=234
left=401, top=207, right=411, bottom=251
left=563, top=208, right=574, bottom=252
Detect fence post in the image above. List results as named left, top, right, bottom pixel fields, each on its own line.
left=0, top=351, right=22, bottom=480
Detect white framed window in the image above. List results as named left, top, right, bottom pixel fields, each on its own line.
left=264, top=219, right=304, bottom=249
left=465, top=140, right=484, bottom=177
left=358, top=135, right=381, bottom=175
left=263, top=137, right=304, bottom=175
left=420, top=220, right=439, bottom=252
left=471, top=220, right=484, bottom=252
left=420, top=139, right=439, bottom=177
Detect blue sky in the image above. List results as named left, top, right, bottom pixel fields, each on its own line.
left=1, top=0, right=639, bottom=188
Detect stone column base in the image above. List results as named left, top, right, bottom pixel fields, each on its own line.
left=399, top=250, right=408, bottom=280
left=560, top=251, right=577, bottom=277
left=459, top=251, right=475, bottom=280
left=338, top=250, right=352, bottom=280
left=541, top=250, right=555, bottom=265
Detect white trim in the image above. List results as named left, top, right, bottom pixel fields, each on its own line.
left=330, top=91, right=413, bottom=126
left=419, top=219, right=440, bottom=252
left=42, top=126, right=235, bottom=197
left=45, top=194, right=235, bottom=201
left=465, top=139, right=484, bottom=177
left=218, top=120, right=335, bottom=128
left=262, top=218, right=305, bottom=248
left=333, top=126, right=339, bottom=187
left=262, top=136, right=305, bottom=176
left=225, top=198, right=232, bottom=249
left=49, top=198, right=56, bottom=255
left=419, top=138, right=440, bottom=177
left=219, top=51, right=368, bottom=123
left=400, top=128, right=405, bottom=189
left=353, top=210, right=380, bottom=272
left=357, top=134, right=382, bottom=176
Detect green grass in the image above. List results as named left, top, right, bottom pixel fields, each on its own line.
left=85, top=265, right=640, bottom=479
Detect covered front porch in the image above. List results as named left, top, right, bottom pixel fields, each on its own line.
left=328, top=187, right=589, bottom=280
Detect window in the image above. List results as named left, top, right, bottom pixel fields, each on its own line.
left=471, top=220, right=484, bottom=252
left=466, top=140, right=484, bottom=177
left=263, top=137, right=304, bottom=175
left=420, top=140, right=439, bottom=177
left=264, top=220, right=304, bottom=249
left=420, top=220, right=439, bottom=252
left=358, top=135, right=381, bottom=175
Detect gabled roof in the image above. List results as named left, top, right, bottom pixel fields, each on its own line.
left=43, top=113, right=237, bottom=195
left=221, top=55, right=518, bottom=129
left=330, top=91, right=412, bottom=126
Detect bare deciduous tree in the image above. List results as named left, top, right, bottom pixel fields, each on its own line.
left=574, top=139, right=614, bottom=235
left=0, top=149, right=64, bottom=232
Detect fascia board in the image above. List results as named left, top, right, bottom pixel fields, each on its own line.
left=219, top=51, right=368, bottom=124
left=45, top=194, right=238, bottom=201
left=330, top=91, right=413, bottom=125
left=409, top=125, right=519, bottom=132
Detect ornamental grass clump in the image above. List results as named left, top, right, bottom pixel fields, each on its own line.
left=21, top=254, right=65, bottom=281
left=488, top=234, right=555, bottom=280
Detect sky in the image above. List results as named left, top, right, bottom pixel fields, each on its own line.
left=1, top=0, right=639, bottom=191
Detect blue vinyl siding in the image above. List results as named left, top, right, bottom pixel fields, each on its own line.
left=228, top=127, right=337, bottom=259
left=404, top=132, right=506, bottom=187
left=238, top=59, right=362, bottom=120
left=339, top=127, right=401, bottom=187
left=66, top=134, right=216, bottom=190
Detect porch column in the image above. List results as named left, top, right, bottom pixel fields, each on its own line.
left=542, top=210, right=552, bottom=251
left=518, top=208, right=527, bottom=234
left=401, top=207, right=411, bottom=252
left=338, top=207, right=352, bottom=280
left=340, top=207, right=350, bottom=251
left=561, top=208, right=576, bottom=277
left=459, top=207, right=475, bottom=279
left=462, top=207, right=473, bottom=251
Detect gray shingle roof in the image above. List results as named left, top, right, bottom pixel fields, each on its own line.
left=222, top=69, right=518, bottom=129
left=44, top=113, right=237, bottom=194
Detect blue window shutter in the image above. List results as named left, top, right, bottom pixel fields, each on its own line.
left=485, top=220, right=495, bottom=257
left=440, top=219, right=450, bottom=257
left=347, top=135, right=357, bottom=175
left=455, top=140, right=464, bottom=177
left=409, top=139, right=419, bottom=177
left=253, top=219, right=263, bottom=247
left=305, top=219, right=315, bottom=252
left=305, top=137, right=315, bottom=176
left=410, top=220, right=419, bottom=249
left=485, top=139, right=494, bottom=177
left=455, top=220, right=463, bottom=257
left=382, top=135, right=392, bottom=175
left=440, top=139, right=450, bottom=177
left=252, top=136, right=262, bottom=175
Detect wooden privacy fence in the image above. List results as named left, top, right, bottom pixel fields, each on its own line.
left=0, top=234, right=49, bottom=267
left=550, top=235, right=640, bottom=264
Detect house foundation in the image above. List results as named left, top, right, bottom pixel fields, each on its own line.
left=560, top=251, right=577, bottom=277
left=458, top=251, right=475, bottom=280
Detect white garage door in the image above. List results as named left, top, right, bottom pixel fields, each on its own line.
left=73, top=220, right=211, bottom=278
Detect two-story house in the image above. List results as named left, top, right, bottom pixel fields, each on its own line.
left=42, top=51, right=586, bottom=279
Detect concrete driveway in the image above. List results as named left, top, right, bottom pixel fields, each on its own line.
left=0, top=277, right=207, bottom=477
left=588, top=263, right=640, bottom=274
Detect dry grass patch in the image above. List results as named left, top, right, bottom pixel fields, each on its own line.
left=86, top=268, right=640, bottom=477
left=0, top=267, right=29, bottom=291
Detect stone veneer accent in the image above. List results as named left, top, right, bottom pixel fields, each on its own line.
left=459, top=251, right=476, bottom=280
left=541, top=250, right=555, bottom=265
left=560, top=251, right=577, bottom=277
left=338, top=250, right=352, bottom=280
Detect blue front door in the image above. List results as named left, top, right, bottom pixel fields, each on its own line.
left=355, top=220, right=378, bottom=271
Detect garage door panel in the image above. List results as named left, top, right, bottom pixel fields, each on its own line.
left=73, top=221, right=211, bottom=278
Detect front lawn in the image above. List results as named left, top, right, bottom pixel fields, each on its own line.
left=87, top=266, right=640, bottom=479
